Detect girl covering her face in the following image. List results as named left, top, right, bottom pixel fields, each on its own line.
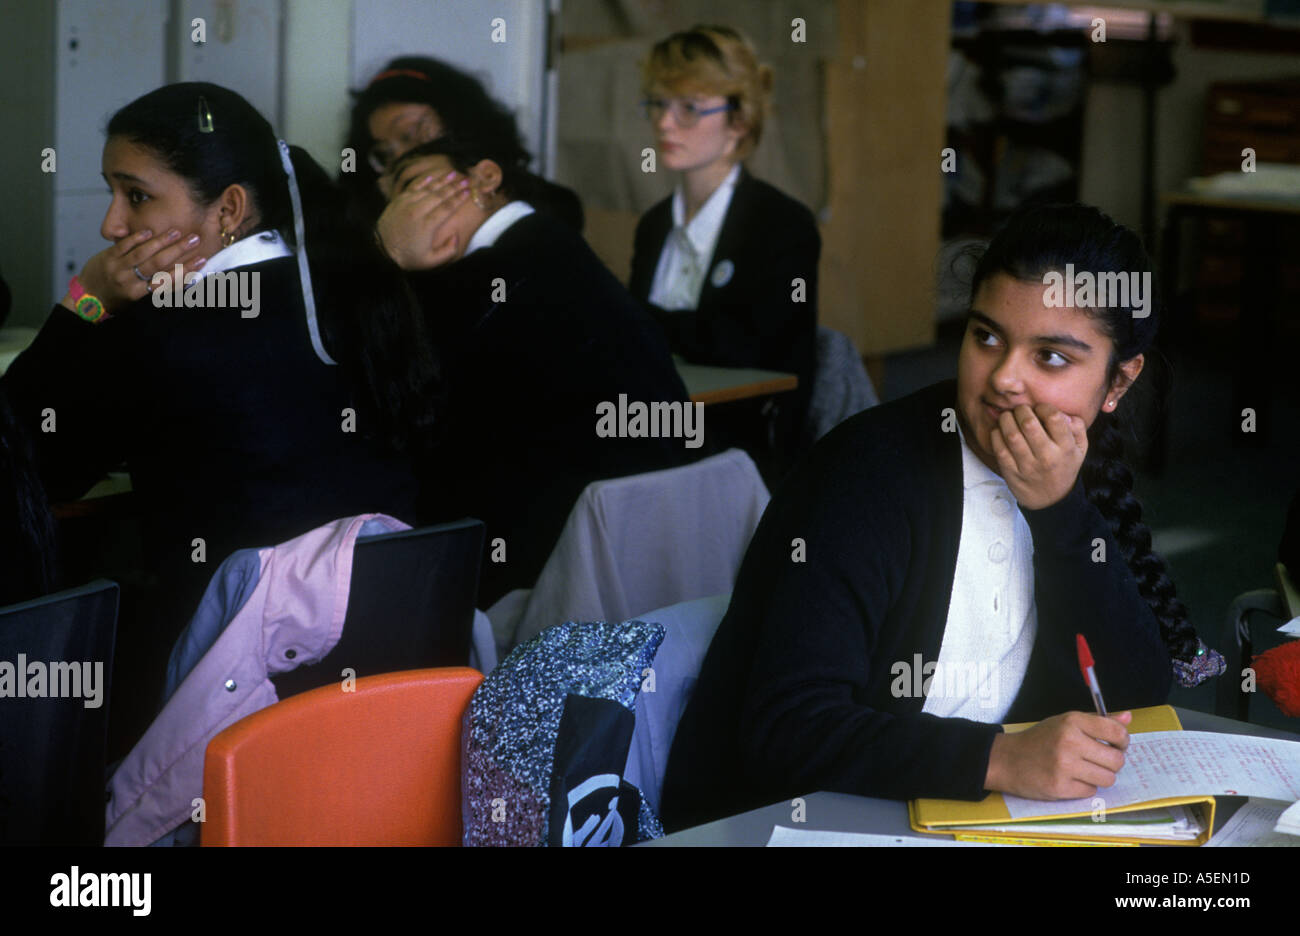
left=373, top=131, right=692, bottom=608
left=373, top=141, right=508, bottom=271
left=659, top=203, right=1223, bottom=832
left=342, top=56, right=583, bottom=235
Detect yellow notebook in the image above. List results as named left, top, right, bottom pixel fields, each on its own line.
left=908, top=705, right=1216, bottom=846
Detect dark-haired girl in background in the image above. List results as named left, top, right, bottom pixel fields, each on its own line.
left=660, top=203, right=1226, bottom=832
left=343, top=55, right=583, bottom=236
left=2, top=82, right=432, bottom=754
left=376, top=137, right=689, bottom=607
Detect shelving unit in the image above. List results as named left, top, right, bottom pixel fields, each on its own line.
left=944, top=26, right=1092, bottom=240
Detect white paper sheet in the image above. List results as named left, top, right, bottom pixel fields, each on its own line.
left=1277, top=799, right=1300, bottom=837
left=1204, top=799, right=1300, bottom=847
left=765, top=826, right=1004, bottom=847
left=947, top=805, right=1201, bottom=840
left=1278, top=615, right=1300, bottom=638
left=1002, top=730, right=1300, bottom=820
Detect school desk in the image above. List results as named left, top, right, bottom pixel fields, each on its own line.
left=641, top=707, right=1300, bottom=846
left=0, top=326, right=38, bottom=376
left=52, top=472, right=133, bottom=520
left=674, top=357, right=798, bottom=407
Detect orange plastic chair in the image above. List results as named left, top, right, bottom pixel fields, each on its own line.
left=201, top=667, right=483, bottom=846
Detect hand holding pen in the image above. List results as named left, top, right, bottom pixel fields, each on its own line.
left=983, top=636, right=1132, bottom=800
left=1077, top=633, right=1135, bottom=751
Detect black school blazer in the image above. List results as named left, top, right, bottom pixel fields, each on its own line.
left=629, top=168, right=820, bottom=425
left=2, top=259, right=419, bottom=609
left=407, top=210, right=691, bottom=606
left=659, top=380, right=1174, bottom=832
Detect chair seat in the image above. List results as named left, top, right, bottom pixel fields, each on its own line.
left=0, top=580, right=118, bottom=844
left=202, top=667, right=482, bottom=846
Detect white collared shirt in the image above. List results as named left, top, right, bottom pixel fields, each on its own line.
left=466, top=200, right=536, bottom=256
left=648, top=163, right=741, bottom=310
left=192, top=229, right=292, bottom=279
left=179, top=230, right=292, bottom=304
left=921, top=424, right=1037, bottom=722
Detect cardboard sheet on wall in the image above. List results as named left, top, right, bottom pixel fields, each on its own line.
left=554, top=0, right=836, bottom=216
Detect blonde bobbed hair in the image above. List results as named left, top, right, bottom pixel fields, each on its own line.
left=641, top=24, right=773, bottom=161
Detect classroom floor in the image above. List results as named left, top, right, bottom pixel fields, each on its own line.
left=880, top=316, right=1300, bottom=732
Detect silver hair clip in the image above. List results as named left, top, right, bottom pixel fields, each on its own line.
left=198, top=96, right=214, bottom=133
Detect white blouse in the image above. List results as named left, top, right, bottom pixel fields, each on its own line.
left=647, top=163, right=741, bottom=311
left=466, top=200, right=536, bottom=255
left=921, top=425, right=1038, bottom=722
left=192, top=229, right=291, bottom=280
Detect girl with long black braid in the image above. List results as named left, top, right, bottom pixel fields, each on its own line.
left=976, top=203, right=1216, bottom=685
left=661, top=202, right=1223, bottom=832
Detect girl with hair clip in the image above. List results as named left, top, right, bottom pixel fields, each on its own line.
left=660, top=203, right=1225, bottom=832
left=630, top=25, right=820, bottom=463
left=342, top=55, right=583, bottom=235
left=375, top=136, right=690, bottom=607
left=2, top=82, right=431, bottom=752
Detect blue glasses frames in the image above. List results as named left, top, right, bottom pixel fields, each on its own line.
left=641, top=97, right=735, bottom=127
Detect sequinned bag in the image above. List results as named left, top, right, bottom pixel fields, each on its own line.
left=462, top=620, right=665, bottom=846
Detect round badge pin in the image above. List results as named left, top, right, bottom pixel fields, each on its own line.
left=710, top=259, right=734, bottom=288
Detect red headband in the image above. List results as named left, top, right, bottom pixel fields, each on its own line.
left=368, top=68, right=431, bottom=87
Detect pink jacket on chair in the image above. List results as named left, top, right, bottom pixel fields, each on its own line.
left=104, top=514, right=408, bottom=846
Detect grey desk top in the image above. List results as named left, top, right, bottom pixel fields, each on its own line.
left=642, top=707, right=1300, bottom=846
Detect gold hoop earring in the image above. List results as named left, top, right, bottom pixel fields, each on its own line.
left=471, top=190, right=486, bottom=210
left=221, top=228, right=236, bottom=247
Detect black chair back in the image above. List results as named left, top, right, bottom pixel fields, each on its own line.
left=0, top=579, right=118, bottom=844
left=269, top=519, right=485, bottom=698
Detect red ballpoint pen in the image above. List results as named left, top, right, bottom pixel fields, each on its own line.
left=1076, top=633, right=1108, bottom=716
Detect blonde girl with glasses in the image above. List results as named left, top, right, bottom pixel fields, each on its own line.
left=630, top=25, right=820, bottom=465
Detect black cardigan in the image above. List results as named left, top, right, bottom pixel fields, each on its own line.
left=530, top=176, right=585, bottom=234
left=408, top=210, right=692, bottom=606
left=629, top=167, right=819, bottom=445
left=2, top=258, right=419, bottom=611
left=660, top=380, right=1174, bottom=832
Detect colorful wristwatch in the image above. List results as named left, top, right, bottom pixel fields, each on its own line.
left=67, top=276, right=108, bottom=323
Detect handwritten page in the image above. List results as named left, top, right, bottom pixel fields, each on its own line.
left=1003, top=731, right=1300, bottom=820
left=765, top=826, right=1005, bottom=847
left=1205, top=799, right=1300, bottom=847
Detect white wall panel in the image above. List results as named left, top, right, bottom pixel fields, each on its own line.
left=54, top=0, right=169, bottom=193
left=175, top=0, right=284, bottom=130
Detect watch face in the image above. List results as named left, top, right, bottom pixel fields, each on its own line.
left=76, top=295, right=105, bottom=322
